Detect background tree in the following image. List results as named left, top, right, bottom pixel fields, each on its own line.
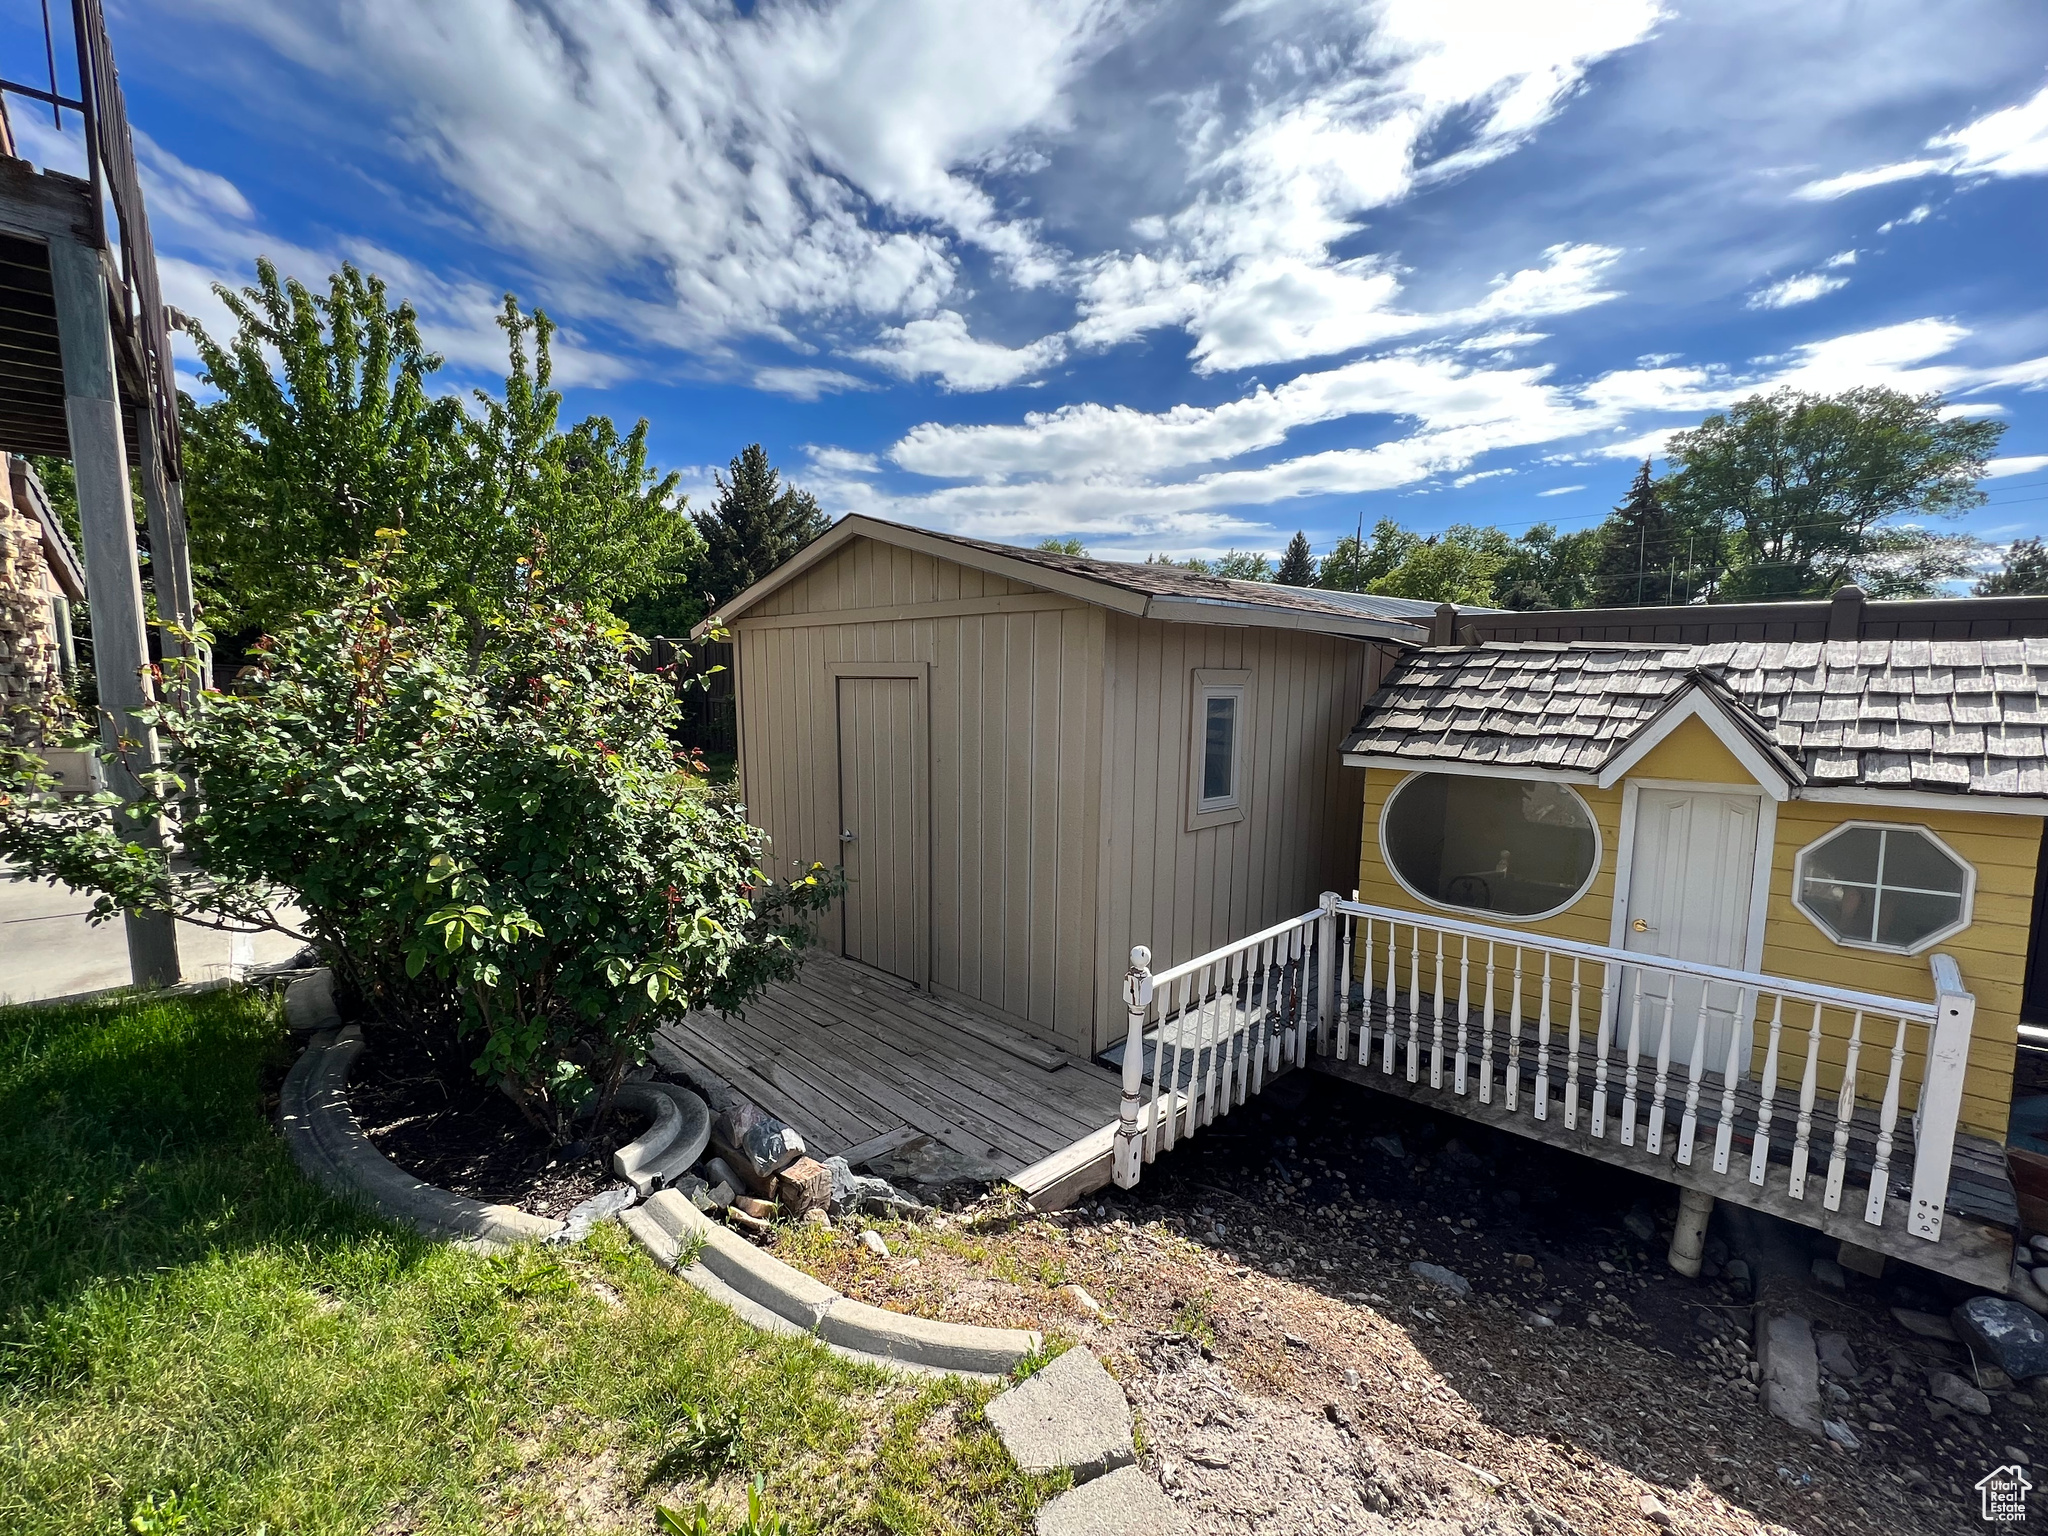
left=1976, top=537, right=2048, bottom=595
left=1318, top=519, right=1418, bottom=592
left=693, top=444, right=830, bottom=610
left=1587, top=459, right=1714, bottom=606
left=1211, top=549, right=1273, bottom=581
left=1496, top=523, right=1599, bottom=609
left=1660, top=387, right=1999, bottom=600
left=1036, top=536, right=1087, bottom=556
left=1275, top=530, right=1317, bottom=586
left=1146, top=552, right=1211, bottom=574
left=1365, top=525, right=1508, bottom=605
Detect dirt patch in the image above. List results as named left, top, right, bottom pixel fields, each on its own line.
left=345, top=1026, right=647, bottom=1219
left=768, top=1074, right=2042, bottom=1536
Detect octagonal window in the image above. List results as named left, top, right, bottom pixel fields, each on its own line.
left=1793, top=823, right=1974, bottom=954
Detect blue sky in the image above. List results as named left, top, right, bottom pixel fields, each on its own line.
left=10, top=1, right=2048, bottom=572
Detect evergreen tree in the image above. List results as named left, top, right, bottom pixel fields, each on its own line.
left=1976, top=537, right=2048, bottom=596
left=1275, top=530, right=1317, bottom=586
left=1588, top=460, right=1687, bottom=607
left=693, top=445, right=830, bottom=609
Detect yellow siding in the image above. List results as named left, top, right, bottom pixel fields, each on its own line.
left=734, top=538, right=1105, bottom=1052
left=1352, top=713, right=2039, bottom=1140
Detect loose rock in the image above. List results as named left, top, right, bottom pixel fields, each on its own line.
left=1891, top=1307, right=1958, bottom=1342
left=858, top=1228, right=890, bottom=1258
left=1815, top=1329, right=1859, bottom=1379
left=1928, top=1371, right=1992, bottom=1415
left=1408, top=1261, right=1470, bottom=1297
left=1952, top=1294, right=2048, bottom=1380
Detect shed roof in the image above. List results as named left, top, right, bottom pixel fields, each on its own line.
left=697, top=515, right=1434, bottom=642
left=1342, top=638, right=2048, bottom=799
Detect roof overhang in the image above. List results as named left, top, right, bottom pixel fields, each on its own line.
left=1792, top=784, right=2048, bottom=817
left=1592, top=682, right=1804, bottom=800
left=693, top=515, right=1426, bottom=643
left=1338, top=752, right=1597, bottom=785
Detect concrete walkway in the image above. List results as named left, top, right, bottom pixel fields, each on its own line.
left=0, top=874, right=305, bottom=1003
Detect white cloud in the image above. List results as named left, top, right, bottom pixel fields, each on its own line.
left=1459, top=331, right=1549, bottom=352
left=753, top=366, right=873, bottom=400
left=1746, top=271, right=1850, bottom=310
left=1820, top=249, right=1858, bottom=269
left=1795, top=80, right=2048, bottom=199
left=1877, top=204, right=1934, bottom=232
left=1986, top=455, right=2048, bottom=479
left=806, top=446, right=883, bottom=475
left=1536, top=484, right=1585, bottom=497
left=853, top=310, right=1067, bottom=391
left=1452, top=468, right=1516, bottom=487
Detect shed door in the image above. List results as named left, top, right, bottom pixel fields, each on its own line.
left=1622, top=789, right=1760, bottom=1072
left=836, top=675, right=928, bottom=985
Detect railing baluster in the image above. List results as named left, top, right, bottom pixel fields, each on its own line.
left=1620, top=969, right=1645, bottom=1147
left=1533, top=952, right=1554, bottom=1122
left=1711, top=987, right=1750, bottom=1175
left=1204, top=952, right=1235, bottom=1129
left=1787, top=1001, right=1826, bottom=1201
left=1143, top=978, right=1171, bottom=1159
left=1564, top=957, right=1583, bottom=1131
left=1453, top=936, right=1471, bottom=1095
left=1336, top=914, right=1356, bottom=1063
left=1865, top=1014, right=1910, bottom=1226
left=1823, top=1010, right=1863, bottom=1212
left=1381, top=920, right=1397, bottom=1074
left=1478, top=941, right=1497, bottom=1106
left=1591, top=960, right=1617, bottom=1138
left=1429, top=930, right=1447, bottom=1090
left=1646, top=977, right=1677, bottom=1156
left=1748, top=995, right=1786, bottom=1185
left=1405, top=924, right=1422, bottom=1083
left=1677, top=982, right=1712, bottom=1166
left=1505, top=946, right=1524, bottom=1114
left=1243, top=938, right=1270, bottom=1106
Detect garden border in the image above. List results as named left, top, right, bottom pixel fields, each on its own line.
left=279, top=1027, right=1043, bottom=1381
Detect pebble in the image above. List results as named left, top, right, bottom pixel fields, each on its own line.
left=1342, top=1367, right=1361, bottom=1390
left=1637, top=1493, right=1674, bottom=1528
left=1060, top=1284, right=1103, bottom=1316
left=1823, top=1419, right=1862, bottom=1451
left=1928, top=1371, right=1992, bottom=1415
left=1408, top=1261, right=1471, bottom=1297
left=1891, top=1308, right=1958, bottom=1341
left=858, top=1229, right=889, bottom=1258
left=1511, top=1253, right=1535, bottom=1269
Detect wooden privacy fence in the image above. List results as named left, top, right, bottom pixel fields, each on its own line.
left=645, top=636, right=735, bottom=754
left=1111, top=894, right=1977, bottom=1245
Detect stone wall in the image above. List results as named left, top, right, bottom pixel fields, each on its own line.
left=0, top=453, right=62, bottom=748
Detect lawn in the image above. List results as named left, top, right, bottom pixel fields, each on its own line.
left=0, top=989, right=1046, bottom=1535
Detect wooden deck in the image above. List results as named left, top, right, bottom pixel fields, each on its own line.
left=651, top=950, right=1125, bottom=1178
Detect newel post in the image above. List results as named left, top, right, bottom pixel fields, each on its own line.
left=1908, top=953, right=1973, bottom=1242
left=1112, top=945, right=1155, bottom=1189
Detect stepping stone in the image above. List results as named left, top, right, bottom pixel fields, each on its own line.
left=1757, top=1312, right=1823, bottom=1435
left=988, top=1348, right=1135, bottom=1482
left=1036, top=1465, right=1176, bottom=1536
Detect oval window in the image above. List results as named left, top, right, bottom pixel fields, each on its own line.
left=1381, top=773, right=1600, bottom=919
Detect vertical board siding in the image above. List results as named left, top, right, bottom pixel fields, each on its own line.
left=733, top=538, right=1104, bottom=1052
left=1095, top=618, right=1376, bottom=1051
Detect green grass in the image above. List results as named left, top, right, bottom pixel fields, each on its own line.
left=0, top=991, right=1045, bottom=1534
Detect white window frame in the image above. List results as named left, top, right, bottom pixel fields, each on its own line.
left=1377, top=769, right=1604, bottom=924
left=1790, top=819, right=1976, bottom=956
left=1187, top=668, right=1250, bottom=831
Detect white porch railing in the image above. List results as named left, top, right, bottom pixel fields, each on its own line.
left=1111, top=893, right=1978, bottom=1244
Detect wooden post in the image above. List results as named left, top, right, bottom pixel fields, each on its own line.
left=1112, top=945, right=1154, bottom=1189
left=49, top=235, right=179, bottom=988
left=1908, top=956, right=1973, bottom=1241
left=135, top=411, right=200, bottom=698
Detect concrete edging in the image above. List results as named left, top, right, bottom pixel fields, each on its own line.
left=279, top=1025, right=564, bottom=1249
left=622, top=1188, right=1042, bottom=1381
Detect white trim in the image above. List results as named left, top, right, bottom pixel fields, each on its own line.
left=1789, top=819, right=1977, bottom=957
left=1593, top=686, right=1798, bottom=799
left=1142, top=594, right=1420, bottom=640
left=1794, top=784, right=2048, bottom=818
left=1342, top=752, right=1598, bottom=785
left=1187, top=668, right=1251, bottom=830
left=1376, top=769, right=1604, bottom=925
left=1609, top=778, right=1773, bottom=973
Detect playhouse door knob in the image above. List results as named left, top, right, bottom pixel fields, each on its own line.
left=1631, top=917, right=1652, bottom=933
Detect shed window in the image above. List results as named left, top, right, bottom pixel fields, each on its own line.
left=1793, top=823, right=1973, bottom=954
left=1187, top=669, right=1250, bottom=829
left=1381, top=773, right=1600, bottom=920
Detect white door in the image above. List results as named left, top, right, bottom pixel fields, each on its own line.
left=1621, top=789, right=1761, bottom=1072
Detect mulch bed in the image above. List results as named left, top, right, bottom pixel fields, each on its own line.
left=345, top=1025, right=648, bottom=1219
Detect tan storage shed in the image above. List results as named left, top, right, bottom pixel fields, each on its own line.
left=699, top=517, right=1430, bottom=1057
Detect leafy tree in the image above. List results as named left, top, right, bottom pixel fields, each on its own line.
left=1274, top=531, right=1317, bottom=586
left=695, top=445, right=830, bottom=610
left=1496, top=523, right=1600, bottom=609
left=1036, top=536, right=1087, bottom=556
left=181, top=261, right=694, bottom=636
left=1318, top=520, right=1419, bottom=592
left=1146, top=552, right=1212, bottom=574
left=1211, top=549, right=1273, bottom=581
left=1976, top=537, right=2048, bottom=595
left=0, top=549, right=836, bottom=1138
left=1366, top=525, right=1508, bottom=605
left=1661, top=387, right=2000, bottom=601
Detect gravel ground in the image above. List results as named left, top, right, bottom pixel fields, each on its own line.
left=770, top=1073, right=2044, bottom=1536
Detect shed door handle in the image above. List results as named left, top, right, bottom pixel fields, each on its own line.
left=840, top=829, right=857, bottom=842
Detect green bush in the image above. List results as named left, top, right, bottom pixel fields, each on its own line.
left=0, top=548, right=834, bottom=1136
